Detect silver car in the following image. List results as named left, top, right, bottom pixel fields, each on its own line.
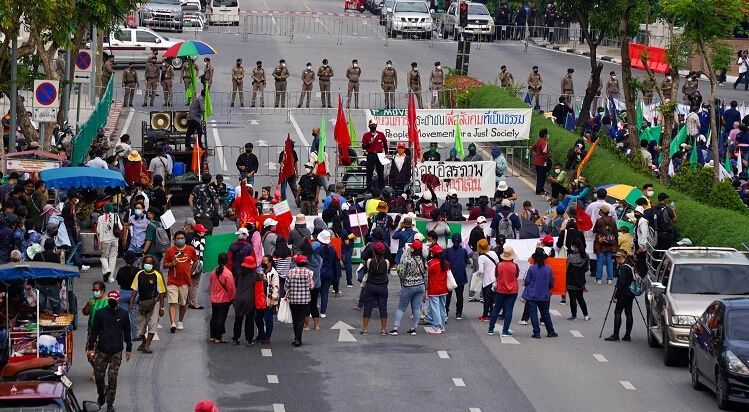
left=139, top=0, right=185, bottom=32
left=386, top=0, right=434, bottom=39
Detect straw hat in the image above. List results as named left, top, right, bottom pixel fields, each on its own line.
left=295, top=214, right=306, bottom=225
left=500, top=246, right=518, bottom=260
left=127, top=150, right=142, bottom=162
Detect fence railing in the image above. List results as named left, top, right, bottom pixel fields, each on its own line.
left=71, top=77, right=114, bottom=166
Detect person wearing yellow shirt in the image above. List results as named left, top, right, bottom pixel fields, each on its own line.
left=617, top=226, right=634, bottom=255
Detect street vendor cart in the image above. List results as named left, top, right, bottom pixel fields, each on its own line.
left=2, top=262, right=80, bottom=372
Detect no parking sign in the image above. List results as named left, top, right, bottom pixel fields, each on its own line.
left=33, top=80, right=59, bottom=122
left=73, top=50, right=92, bottom=82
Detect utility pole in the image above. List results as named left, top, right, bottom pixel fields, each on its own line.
left=9, top=37, right=17, bottom=154
left=62, top=47, right=72, bottom=125
left=89, top=25, right=97, bottom=106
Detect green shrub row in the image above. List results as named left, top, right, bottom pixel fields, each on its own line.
left=470, top=85, right=749, bottom=249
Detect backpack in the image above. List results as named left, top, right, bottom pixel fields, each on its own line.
left=299, top=175, right=318, bottom=201
left=497, top=214, right=515, bottom=239
left=653, top=205, right=673, bottom=233
left=447, top=202, right=463, bottom=221
left=150, top=223, right=171, bottom=254
left=627, top=264, right=645, bottom=296
left=598, top=224, right=616, bottom=246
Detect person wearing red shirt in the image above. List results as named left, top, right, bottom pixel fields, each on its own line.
left=467, top=195, right=496, bottom=221
left=124, top=150, right=150, bottom=186
left=162, top=230, right=198, bottom=333
left=424, top=244, right=449, bottom=334
left=531, top=128, right=551, bottom=195
left=361, top=122, right=388, bottom=191
left=488, top=246, right=520, bottom=336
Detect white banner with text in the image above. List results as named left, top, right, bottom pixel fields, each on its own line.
left=416, top=161, right=495, bottom=198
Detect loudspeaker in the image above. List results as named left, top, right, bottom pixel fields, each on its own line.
left=150, top=111, right=172, bottom=130
left=173, top=111, right=189, bottom=132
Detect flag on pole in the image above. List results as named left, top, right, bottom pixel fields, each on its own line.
left=575, top=200, right=593, bottom=231
left=407, top=90, right=421, bottom=164
left=278, top=134, right=296, bottom=185
left=738, top=151, right=744, bottom=175
left=348, top=113, right=358, bottom=147
left=689, top=141, right=699, bottom=166
left=454, top=115, right=465, bottom=157
left=670, top=124, right=688, bottom=157
left=524, top=92, right=531, bottom=105
left=204, top=86, right=212, bottom=121
left=725, top=151, right=733, bottom=177
left=608, top=93, right=618, bottom=123
left=636, top=101, right=644, bottom=130
left=639, top=126, right=661, bottom=143
left=318, top=114, right=326, bottom=163
left=564, top=112, right=576, bottom=131
left=185, top=59, right=196, bottom=104
left=576, top=138, right=599, bottom=177
left=334, top=94, right=351, bottom=164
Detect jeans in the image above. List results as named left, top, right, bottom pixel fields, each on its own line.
left=535, top=164, right=547, bottom=195
left=37, top=284, right=62, bottom=314
left=210, top=302, right=231, bottom=340
left=734, top=72, right=748, bottom=90
left=118, top=289, right=138, bottom=339
left=393, top=284, right=424, bottom=330
left=425, top=295, right=447, bottom=330
left=343, top=249, right=353, bottom=285
left=481, top=285, right=494, bottom=317
left=254, top=308, right=274, bottom=340
left=320, top=277, right=333, bottom=314
left=613, top=294, right=634, bottom=338
left=280, top=176, right=298, bottom=203
left=596, top=252, right=614, bottom=281
left=445, top=284, right=464, bottom=317
left=232, top=312, right=255, bottom=343
left=290, top=304, right=309, bottom=342
left=528, top=299, right=555, bottom=336
left=567, top=289, right=588, bottom=318
left=489, top=293, right=517, bottom=333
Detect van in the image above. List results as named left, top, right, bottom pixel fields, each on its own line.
left=207, top=0, right=240, bottom=26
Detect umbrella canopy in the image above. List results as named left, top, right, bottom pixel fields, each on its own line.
left=518, top=217, right=540, bottom=240
left=595, top=184, right=645, bottom=208
left=0, top=262, right=79, bottom=281
left=39, top=167, right=127, bottom=190
left=162, top=41, right=217, bottom=58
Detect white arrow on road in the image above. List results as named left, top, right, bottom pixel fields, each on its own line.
left=329, top=117, right=336, bottom=125
left=250, top=120, right=259, bottom=125
left=268, top=162, right=277, bottom=170
left=256, top=139, right=268, bottom=146
left=331, top=321, right=357, bottom=342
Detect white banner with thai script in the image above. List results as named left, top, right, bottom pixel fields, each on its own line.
left=416, top=161, right=495, bottom=198
left=365, top=108, right=533, bottom=143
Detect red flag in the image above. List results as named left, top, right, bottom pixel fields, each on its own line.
left=575, top=200, right=593, bottom=231
left=334, top=94, right=351, bottom=164
left=408, top=90, right=421, bottom=164
left=278, top=134, right=295, bottom=185
left=233, top=182, right=258, bottom=228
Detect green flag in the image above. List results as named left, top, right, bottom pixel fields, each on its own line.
left=636, top=101, right=644, bottom=130
left=204, top=86, right=212, bottom=121
left=454, top=116, right=464, bottom=157
left=348, top=113, right=358, bottom=146
left=670, top=124, right=688, bottom=157
left=639, top=126, right=661, bottom=143
left=725, top=149, right=733, bottom=175
left=185, top=59, right=196, bottom=104
left=689, top=139, right=699, bottom=165
left=318, top=114, right=326, bottom=163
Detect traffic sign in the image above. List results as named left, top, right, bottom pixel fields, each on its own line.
left=74, top=50, right=92, bottom=82
left=33, top=80, right=59, bottom=109
left=33, top=107, right=58, bottom=122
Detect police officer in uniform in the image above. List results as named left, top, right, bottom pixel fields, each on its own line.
left=346, top=59, right=361, bottom=109
left=55, top=50, right=65, bottom=80
left=297, top=62, right=315, bottom=108
left=642, top=75, right=656, bottom=104
left=180, top=57, right=199, bottom=105
left=527, top=65, right=543, bottom=109
left=407, top=62, right=423, bottom=109
left=231, top=58, right=245, bottom=107
left=251, top=61, right=265, bottom=107
left=122, top=62, right=139, bottom=107
left=381, top=60, right=397, bottom=109
left=429, top=61, right=444, bottom=109
left=143, top=57, right=160, bottom=107
left=161, top=60, right=174, bottom=106
left=101, top=55, right=115, bottom=99
left=682, top=72, right=697, bottom=102
left=606, top=71, right=620, bottom=97
left=202, top=57, right=214, bottom=93
left=498, top=65, right=514, bottom=87
left=660, top=73, right=673, bottom=101
left=318, top=59, right=334, bottom=108
left=561, top=67, right=574, bottom=102
left=273, top=59, right=290, bottom=108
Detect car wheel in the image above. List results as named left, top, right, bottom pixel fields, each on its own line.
left=716, top=369, right=732, bottom=410
left=171, top=57, right=183, bottom=70
left=690, top=351, right=705, bottom=390
left=647, top=309, right=661, bottom=348
left=663, top=324, right=684, bottom=366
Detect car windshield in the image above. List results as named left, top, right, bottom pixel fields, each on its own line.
left=670, top=264, right=749, bottom=295
left=395, top=1, right=428, bottom=13
left=183, top=4, right=200, bottom=11
left=384, top=0, right=394, bottom=8
left=149, top=0, right=180, bottom=4
left=213, top=0, right=238, bottom=6
left=468, top=4, right=489, bottom=15
left=727, top=309, right=749, bottom=340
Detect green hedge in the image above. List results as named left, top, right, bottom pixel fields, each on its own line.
left=470, top=85, right=749, bottom=249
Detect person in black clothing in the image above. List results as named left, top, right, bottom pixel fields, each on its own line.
left=116, top=251, right=140, bottom=342
left=565, top=238, right=589, bottom=321
left=150, top=175, right=167, bottom=214
left=565, top=139, right=587, bottom=171
left=495, top=2, right=510, bottom=40
left=556, top=219, right=585, bottom=252
left=422, top=142, right=441, bottom=161
left=552, top=96, right=574, bottom=127
left=361, top=241, right=390, bottom=335
left=604, top=251, right=635, bottom=342
left=87, top=290, right=132, bottom=411
left=514, top=4, right=527, bottom=40
left=236, top=143, right=259, bottom=184
left=651, top=192, right=677, bottom=253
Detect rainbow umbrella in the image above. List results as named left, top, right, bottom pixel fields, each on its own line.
left=162, top=41, right=216, bottom=58
left=595, top=183, right=646, bottom=208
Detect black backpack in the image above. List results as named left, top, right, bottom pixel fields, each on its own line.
left=653, top=205, right=673, bottom=233
left=447, top=202, right=463, bottom=221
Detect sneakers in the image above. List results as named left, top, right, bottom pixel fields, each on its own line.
left=176, top=322, right=184, bottom=330
left=455, top=314, right=462, bottom=320
left=560, top=300, right=566, bottom=305
left=388, top=329, right=398, bottom=336
left=604, top=335, right=620, bottom=341
left=584, top=315, right=591, bottom=321
left=346, top=284, right=354, bottom=288
left=320, top=313, right=327, bottom=318
left=478, top=316, right=490, bottom=322
left=81, top=265, right=91, bottom=271
left=107, top=276, right=114, bottom=283
left=501, top=331, right=513, bottom=337
left=567, top=316, right=577, bottom=321
left=335, top=292, right=343, bottom=297
left=607, top=280, right=613, bottom=285
left=487, top=329, right=495, bottom=335
left=594, top=280, right=601, bottom=285
left=170, top=323, right=176, bottom=333
left=622, top=335, right=631, bottom=341
left=547, top=332, right=558, bottom=338
left=426, top=328, right=443, bottom=334
left=406, top=329, right=417, bottom=336
left=517, top=320, right=528, bottom=325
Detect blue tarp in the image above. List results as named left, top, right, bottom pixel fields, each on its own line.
left=0, top=262, right=79, bottom=281
left=39, top=167, right=127, bottom=190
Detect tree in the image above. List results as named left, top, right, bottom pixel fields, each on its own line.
left=662, top=0, right=749, bottom=184
left=616, top=0, right=646, bottom=151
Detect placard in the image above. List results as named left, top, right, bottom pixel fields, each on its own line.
left=416, top=161, right=495, bottom=198
left=160, top=209, right=176, bottom=229
left=5, top=159, right=61, bottom=172
left=348, top=212, right=368, bottom=238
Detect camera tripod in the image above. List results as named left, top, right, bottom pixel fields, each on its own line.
left=599, top=286, right=648, bottom=338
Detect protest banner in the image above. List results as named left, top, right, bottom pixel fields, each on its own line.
left=416, top=161, right=495, bottom=198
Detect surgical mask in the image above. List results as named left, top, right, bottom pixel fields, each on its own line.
left=555, top=168, right=561, bottom=174
left=436, top=66, right=441, bottom=70
left=108, top=299, right=118, bottom=309
left=281, top=63, right=286, bottom=67
left=666, top=76, right=671, bottom=80
left=175, top=239, right=186, bottom=247
left=143, top=264, right=153, bottom=272
left=323, top=64, right=328, bottom=68
left=353, top=63, right=358, bottom=68
left=74, top=198, right=79, bottom=204
left=612, top=75, right=616, bottom=79
left=134, top=209, right=143, bottom=216
left=307, top=65, right=312, bottom=70
left=118, top=152, right=124, bottom=157
left=414, top=68, right=418, bottom=72
left=93, top=290, right=102, bottom=298
left=387, top=64, right=392, bottom=68
left=646, top=190, right=654, bottom=197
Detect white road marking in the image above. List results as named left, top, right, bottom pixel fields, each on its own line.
left=267, top=375, right=279, bottom=384
left=288, top=113, right=309, bottom=147
left=469, top=409, right=482, bottom=412
left=500, top=336, right=520, bottom=344
left=122, top=109, right=135, bottom=138
left=331, top=321, right=357, bottom=342
left=261, top=349, right=272, bottom=357
left=256, top=139, right=268, bottom=146
left=437, top=351, right=449, bottom=359
left=570, top=330, right=584, bottom=338
left=250, top=119, right=259, bottom=125
left=152, top=334, right=159, bottom=341
left=210, top=124, right=228, bottom=172
left=619, top=381, right=636, bottom=390
left=549, top=309, right=562, bottom=316
left=262, top=0, right=277, bottom=26
left=593, top=354, right=608, bottom=362
left=157, top=324, right=162, bottom=328
left=272, top=404, right=285, bottom=412
left=452, top=378, right=466, bottom=387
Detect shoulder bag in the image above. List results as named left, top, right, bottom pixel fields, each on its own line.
left=557, top=230, right=569, bottom=258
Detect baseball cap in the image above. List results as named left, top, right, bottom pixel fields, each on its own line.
left=634, top=206, right=645, bottom=214
left=235, top=227, right=249, bottom=236
left=295, top=254, right=307, bottom=265
left=107, top=290, right=120, bottom=300
left=477, top=216, right=487, bottom=224
left=410, top=240, right=423, bottom=250
left=263, top=218, right=278, bottom=228
left=193, top=223, right=208, bottom=233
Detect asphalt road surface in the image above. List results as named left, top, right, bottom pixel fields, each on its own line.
left=63, top=0, right=747, bottom=410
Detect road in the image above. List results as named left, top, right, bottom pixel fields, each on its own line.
left=63, top=1, right=745, bottom=410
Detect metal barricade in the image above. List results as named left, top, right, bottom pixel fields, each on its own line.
left=244, top=14, right=294, bottom=39
left=202, top=12, right=242, bottom=34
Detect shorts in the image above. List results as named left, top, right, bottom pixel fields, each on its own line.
left=167, top=284, right=189, bottom=306
left=134, top=300, right=160, bottom=336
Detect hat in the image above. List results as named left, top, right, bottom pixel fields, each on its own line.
left=541, top=235, right=554, bottom=245
left=26, top=243, right=43, bottom=260
left=414, top=233, right=425, bottom=242
left=614, top=250, right=630, bottom=259
left=397, top=142, right=406, bottom=148
left=531, top=247, right=548, bottom=262
left=497, top=181, right=508, bottom=191
left=245, top=217, right=256, bottom=226
left=376, top=201, right=388, bottom=212
left=241, top=254, right=257, bottom=269
left=373, top=242, right=386, bottom=255
left=422, top=191, right=432, bottom=201
left=477, top=216, right=487, bottom=224
left=599, top=205, right=610, bottom=214
left=447, top=188, right=458, bottom=198
left=634, top=206, right=645, bottom=214
left=295, top=254, right=307, bottom=265
left=658, top=192, right=669, bottom=201
left=114, top=144, right=126, bottom=153
left=676, top=238, right=693, bottom=246
left=410, top=239, right=423, bottom=250
left=193, top=223, right=208, bottom=233
left=127, top=150, right=142, bottom=162
left=406, top=212, right=417, bottom=222
left=235, top=227, right=249, bottom=236
left=107, top=290, right=120, bottom=300
left=500, top=246, right=518, bottom=260
left=556, top=205, right=566, bottom=215
left=28, top=141, right=40, bottom=149
left=195, top=400, right=219, bottom=412
left=451, top=233, right=462, bottom=243
left=295, top=214, right=306, bottom=225
left=304, top=162, right=315, bottom=170
left=429, top=244, right=443, bottom=255
left=401, top=217, right=412, bottom=228
left=46, top=221, right=60, bottom=231
left=317, top=230, right=331, bottom=244
left=124, top=250, right=138, bottom=264
left=41, top=204, right=60, bottom=216
left=477, top=239, right=490, bottom=253
left=501, top=199, right=511, bottom=208
left=8, top=172, right=19, bottom=180
left=263, top=218, right=278, bottom=228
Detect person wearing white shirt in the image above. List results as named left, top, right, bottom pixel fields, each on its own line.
left=585, top=189, right=618, bottom=228
left=86, top=150, right=108, bottom=169
left=148, top=148, right=169, bottom=180
left=119, top=135, right=132, bottom=155
left=735, top=50, right=749, bottom=90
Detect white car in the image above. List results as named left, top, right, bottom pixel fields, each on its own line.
left=441, top=1, right=494, bottom=41
left=103, top=27, right=186, bottom=69
left=386, top=0, right=434, bottom=39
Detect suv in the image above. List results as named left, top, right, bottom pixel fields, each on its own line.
left=645, top=247, right=749, bottom=366
left=386, top=0, right=434, bottom=39
left=441, top=1, right=494, bottom=41
left=0, top=381, right=100, bottom=411
left=103, top=27, right=186, bottom=69
left=139, top=0, right=185, bottom=32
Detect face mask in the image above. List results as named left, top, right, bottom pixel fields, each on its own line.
left=108, top=299, right=118, bottom=309
left=118, top=152, right=124, bottom=157
left=555, top=168, right=561, bottom=174
left=430, top=146, right=437, bottom=152
left=646, top=190, right=654, bottom=197
left=134, top=209, right=143, bottom=216
left=617, top=207, right=624, bottom=213
left=323, top=64, right=328, bottom=68
left=533, top=70, right=538, bottom=73
left=369, top=127, right=376, bottom=132
left=353, top=63, right=358, bottom=68
left=176, top=239, right=186, bottom=247
left=612, top=76, right=616, bottom=79
left=387, top=64, right=392, bottom=68
left=437, top=66, right=441, bottom=70
left=246, top=148, right=252, bottom=153
left=414, top=68, right=418, bottom=72
left=263, top=263, right=271, bottom=270
left=281, top=63, right=286, bottom=67
left=143, top=264, right=153, bottom=272
left=666, top=76, right=671, bottom=80
left=307, top=66, right=312, bottom=70
left=93, top=290, right=102, bottom=298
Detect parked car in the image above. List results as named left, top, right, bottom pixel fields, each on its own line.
left=207, top=0, right=240, bottom=26
left=690, top=298, right=749, bottom=410
left=139, top=0, right=185, bottom=32
left=440, top=0, right=494, bottom=41
left=0, top=380, right=100, bottom=411
left=380, top=0, right=394, bottom=25
left=386, top=0, right=434, bottom=39
left=102, top=27, right=186, bottom=69
left=645, top=247, right=749, bottom=366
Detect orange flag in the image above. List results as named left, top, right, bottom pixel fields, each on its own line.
left=576, top=139, right=599, bottom=177
left=191, top=142, right=205, bottom=175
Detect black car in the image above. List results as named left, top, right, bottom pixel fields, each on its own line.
left=690, top=298, right=749, bottom=410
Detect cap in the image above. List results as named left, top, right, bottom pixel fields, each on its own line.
left=614, top=250, right=630, bottom=258
left=263, top=218, right=278, bottom=228
left=634, top=206, right=645, bottom=214
left=447, top=188, right=458, bottom=197
left=194, top=399, right=219, bottom=412
left=193, top=223, right=208, bottom=233
left=374, top=241, right=386, bottom=255
left=542, top=235, right=554, bottom=245
left=476, top=216, right=487, bottom=224
left=599, top=205, right=610, bottom=213
left=451, top=233, right=462, bottom=243
left=317, top=230, right=331, bottom=244
left=304, top=162, right=314, bottom=169
left=658, top=192, right=669, bottom=201
left=397, top=142, right=406, bottom=148
left=237, top=58, right=242, bottom=62
left=241, top=254, right=257, bottom=269
left=235, top=227, right=249, bottom=236
left=501, top=199, right=511, bottom=208
left=295, top=254, right=307, bottom=265
left=410, top=240, right=423, bottom=250
left=429, top=244, right=443, bottom=255
left=556, top=205, right=566, bottom=214
left=107, top=290, right=120, bottom=300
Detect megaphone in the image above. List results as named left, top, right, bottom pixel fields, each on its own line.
left=150, top=111, right=172, bottom=131
left=173, top=111, right=189, bottom=132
